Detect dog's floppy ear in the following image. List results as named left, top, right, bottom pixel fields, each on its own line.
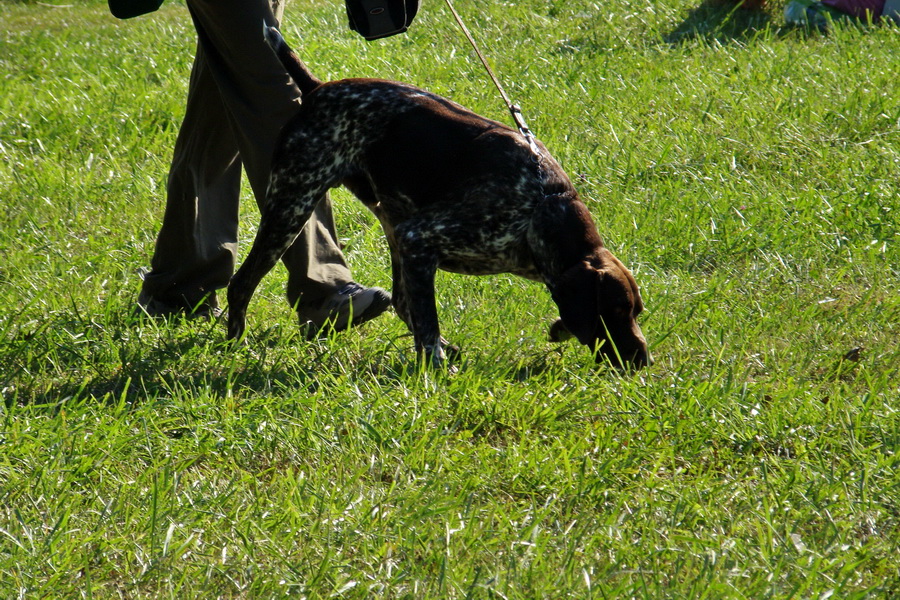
left=550, top=261, right=601, bottom=348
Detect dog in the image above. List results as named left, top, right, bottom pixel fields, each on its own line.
left=227, top=26, right=650, bottom=369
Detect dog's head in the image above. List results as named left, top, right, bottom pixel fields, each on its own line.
left=549, top=247, right=650, bottom=369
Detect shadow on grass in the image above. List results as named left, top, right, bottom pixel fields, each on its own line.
left=663, top=0, right=776, bottom=45
left=1, top=311, right=328, bottom=408
left=2, top=306, right=614, bottom=410
left=7, top=346, right=314, bottom=410
left=663, top=1, right=887, bottom=45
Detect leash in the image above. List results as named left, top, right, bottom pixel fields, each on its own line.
left=443, top=0, right=541, bottom=156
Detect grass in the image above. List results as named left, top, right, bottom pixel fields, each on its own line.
left=1, top=0, right=898, bottom=597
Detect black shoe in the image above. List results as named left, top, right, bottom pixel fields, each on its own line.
left=298, top=282, right=392, bottom=338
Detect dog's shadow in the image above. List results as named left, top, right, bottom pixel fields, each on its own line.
left=663, top=0, right=776, bottom=45
left=3, top=302, right=608, bottom=410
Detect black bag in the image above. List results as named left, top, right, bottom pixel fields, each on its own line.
left=345, top=0, right=420, bottom=40
left=108, top=0, right=164, bottom=19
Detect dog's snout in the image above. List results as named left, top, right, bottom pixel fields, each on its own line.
left=595, top=334, right=651, bottom=370
left=630, top=345, right=652, bottom=369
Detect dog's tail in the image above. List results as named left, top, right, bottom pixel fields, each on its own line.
left=263, top=24, right=322, bottom=96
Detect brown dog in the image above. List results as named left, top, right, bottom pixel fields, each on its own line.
left=227, top=27, right=649, bottom=369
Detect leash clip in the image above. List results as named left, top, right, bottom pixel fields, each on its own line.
left=510, top=104, right=540, bottom=157
left=445, top=0, right=542, bottom=158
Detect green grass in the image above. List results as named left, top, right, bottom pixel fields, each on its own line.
left=1, top=0, right=899, bottom=597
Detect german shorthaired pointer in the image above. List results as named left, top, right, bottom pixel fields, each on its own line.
left=227, top=27, right=650, bottom=369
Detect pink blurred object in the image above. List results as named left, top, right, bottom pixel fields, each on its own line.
left=820, top=0, right=885, bottom=18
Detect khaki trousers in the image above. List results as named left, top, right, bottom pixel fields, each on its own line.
left=139, top=0, right=352, bottom=312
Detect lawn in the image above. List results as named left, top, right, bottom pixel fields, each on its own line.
left=1, top=0, right=898, bottom=597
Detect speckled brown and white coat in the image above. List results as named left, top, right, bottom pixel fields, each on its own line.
left=227, top=27, right=649, bottom=369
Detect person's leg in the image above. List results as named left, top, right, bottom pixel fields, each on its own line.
left=141, top=0, right=389, bottom=329
left=185, top=0, right=390, bottom=332
left=183, top=0, right=355, bottom=302
left=138, top=43, right=240, bottom=315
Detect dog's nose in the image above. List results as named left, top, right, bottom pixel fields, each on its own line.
left=595, top=344, right=651, bottom=370
left=623, top=338, right=652, bottom=369
left=632, top=347, right=652, bottom=368
left=621, top=349, right=650, bottom=370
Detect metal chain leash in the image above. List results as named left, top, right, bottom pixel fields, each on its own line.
left=442, top=0, right=541, bottom=156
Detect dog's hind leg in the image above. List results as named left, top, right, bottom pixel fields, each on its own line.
left=227, top=181, right=330, bottom=341
left=228, top=121, right=350, bottom=340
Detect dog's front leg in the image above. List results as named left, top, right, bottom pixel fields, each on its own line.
left=396, top=248, right=445, bottom=367
left=386, top=242, right=413, bottom=329
left=386, top=227, right=464, bottom=362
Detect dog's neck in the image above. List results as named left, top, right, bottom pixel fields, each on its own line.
left=527, top=193, right=605, bottom=287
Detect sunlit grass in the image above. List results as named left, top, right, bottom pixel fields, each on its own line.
left=1, top=0, right=898, bottom=597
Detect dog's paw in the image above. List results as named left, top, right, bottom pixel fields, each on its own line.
left=548, top=318, right=573, bottom=343
left=414, top=340, right=461, bottom=372
left=226, top=314, right=247, bottom=344
left=440, top=337, right=462, bottom=362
